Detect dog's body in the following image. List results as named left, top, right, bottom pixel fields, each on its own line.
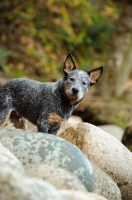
left=0, top=53, right=103, bottom=134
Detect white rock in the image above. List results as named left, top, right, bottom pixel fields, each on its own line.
left=60, top=190, right=107, bottom=200
left=0, top=162, right=66, bottom=200
left=26, top=164, right=87, bottom=191
left=91, top=162, right=121, bottom=200
left=59, top=122, right=132, bottom=200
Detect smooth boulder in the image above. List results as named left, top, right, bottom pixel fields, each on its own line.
left=59, top=122, right=132, bottom=200
left=91, top=162, right=121, bottom=200
left=0, top=161, right=66, bottom=200
left=26, top=164, right=87, bottom=191
left=0, top=142, right=24, bottom=174
left=0, top=128, right=94, bottom=192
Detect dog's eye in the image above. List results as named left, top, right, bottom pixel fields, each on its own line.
left=69, top=77, right=75, bottom=82
left=82, top=81, right=87, bottom=85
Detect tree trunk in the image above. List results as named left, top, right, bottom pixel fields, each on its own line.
left=100, top=3, right=132, bottom=97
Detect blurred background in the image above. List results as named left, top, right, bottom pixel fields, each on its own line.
left=1, top=0, right=132, bottom=143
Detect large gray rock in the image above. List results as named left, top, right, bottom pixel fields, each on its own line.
left=26, top=164, right=87, bottom=191
left=59, top=122, right=132, bottom=200
left=0, top=142, right=24, bottom=174
left=0, top=161, right=66, bottom=200
left=0, top=128, right=94, bottom=192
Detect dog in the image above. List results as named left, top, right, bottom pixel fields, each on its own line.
left=0, top=53, right=103, bottom=134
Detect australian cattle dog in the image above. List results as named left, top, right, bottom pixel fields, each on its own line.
left=0, top=53, right=103, bottom=134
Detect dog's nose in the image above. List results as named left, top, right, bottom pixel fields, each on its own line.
left=72, top=88, right=79, bottom=94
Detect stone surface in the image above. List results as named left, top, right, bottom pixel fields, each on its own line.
left=60, top=190, right=107, bottom=200
left=92, top=162, right=121, bottom=200
left=98, top=125, right=123, bottom=141
left=58, top=115, right=82, bottom=134
left=0, top=162, right=66, bottom=200
left=59, top=122, right=132, bottom=200
left=0, top=141, right=24, bottom=174
left=26, top=164, right=87, bottom=191
left=0, top=128, right=94, bottom=192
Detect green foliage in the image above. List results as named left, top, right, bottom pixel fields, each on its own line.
left=0, top=0, right=120, bottom=80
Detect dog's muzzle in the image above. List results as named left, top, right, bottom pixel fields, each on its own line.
left=72, top=87, right=79, bottom=97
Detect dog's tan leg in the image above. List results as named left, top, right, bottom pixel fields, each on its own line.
left=10, top=111, right=27, bottom=130
left=0, top=109, right=14, bottom=130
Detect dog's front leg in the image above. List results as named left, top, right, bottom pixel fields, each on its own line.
left=37, top=113, right=62, bottom=134
left=37, top=113, right=49, bottom=133
left=37, top=120, right=58, bottom=135
left=37, top=118, right=49, bottom=133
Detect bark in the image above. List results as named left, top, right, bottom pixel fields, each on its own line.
left=100, top=3, right=132, bottom=97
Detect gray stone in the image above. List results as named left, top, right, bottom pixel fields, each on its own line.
left=92, top=162, right=121, bottom=200
left=98, top=125, right=123, bottom=141
left=0, top=128, right=94, bottom=192
left=0, top=141, right=24, bottom=174
left=59, top=122, right=132, bottom=200
left=26, top=164, right=87, bottom=191
left=0, top=161, right=66, bottom=200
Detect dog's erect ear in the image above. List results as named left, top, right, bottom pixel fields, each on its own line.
left=88, top=66, right=103, bottom=86
left=63, top=52, right=76, bottom=74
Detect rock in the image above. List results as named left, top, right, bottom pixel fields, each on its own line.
left=59, top=122, right=132, bottom=200
left=122, top=123, right=132, bottom=152
left=98, top=125, right=123, bottom=141
left=60, top=190, right=107, bottom=200
left=26, top=164, right=87, bottom=191
left=0, top=128, right=94, bottom=192
left=91, top=162, right=121, bottom=200
left=0, top=161, right=66, bottom=200
left=58, top=115, right=82, bottom=134
left=0, top=141, right=24, bottom=174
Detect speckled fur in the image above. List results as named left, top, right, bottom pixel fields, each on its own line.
left=0, top=53, right=103, bottom=134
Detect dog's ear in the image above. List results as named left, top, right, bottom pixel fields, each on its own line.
left=63, top=52, right=76, bottom=74
left=88, top=66, right=103, bottom=86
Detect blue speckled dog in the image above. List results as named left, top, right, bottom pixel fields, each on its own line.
left=0, top=53, right=103, bottom=134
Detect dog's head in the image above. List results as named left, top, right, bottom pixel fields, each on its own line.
left=63, top=52, right=103, bottom=105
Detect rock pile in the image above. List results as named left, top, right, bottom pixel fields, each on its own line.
left=0, top=122, right=131, bottom=200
